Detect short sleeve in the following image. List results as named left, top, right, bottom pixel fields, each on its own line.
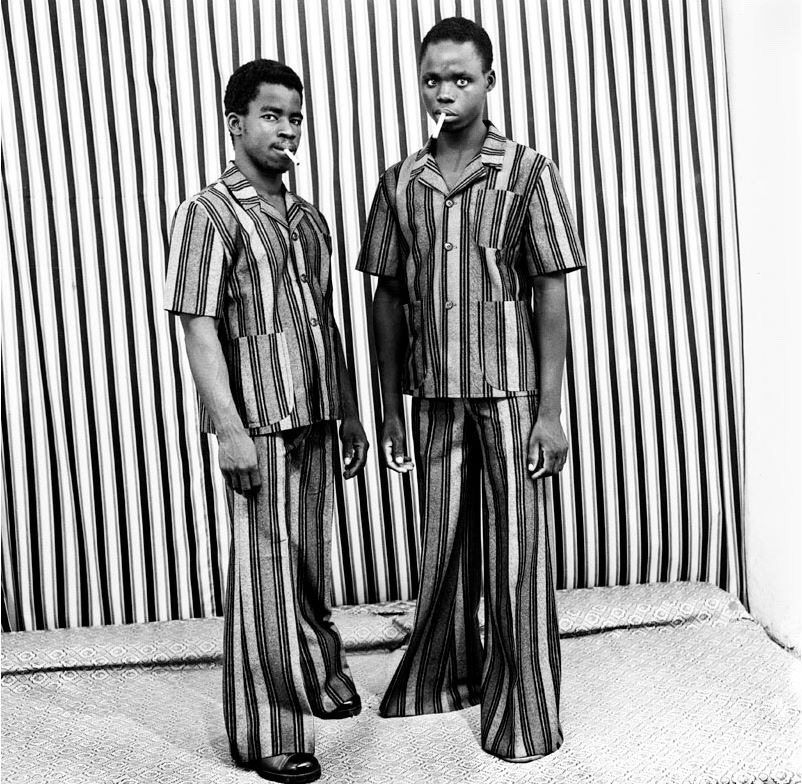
left=316, top=209, right=334, bottom=258
left=164, top=199, right=230, bottom=317
left=524, top=160, right=586, bottom=277
left=356, top=167, right=407, bottom=278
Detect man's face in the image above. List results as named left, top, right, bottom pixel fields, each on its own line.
left=228, top=82, right=303, bottom=173
left=419, top=40, right=494, bottom=133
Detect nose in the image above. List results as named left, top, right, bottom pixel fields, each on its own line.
left=278, top=118, right=297, bottom=138
left=436, top=83, right=455, bottom=104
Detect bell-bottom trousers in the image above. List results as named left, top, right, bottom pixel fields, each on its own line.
left=223, top=421, right=357, bottom=762
left=379, top=396, right=563, bottom=761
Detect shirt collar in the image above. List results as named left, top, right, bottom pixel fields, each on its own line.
left=478, top=122, right=508, bottom=167
left=220, top=162, right=306, bottom=229
left=220, top=162, right=262, bottom=211
left=410, top=121, right=508, bottom=177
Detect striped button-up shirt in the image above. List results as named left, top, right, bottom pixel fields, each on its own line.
left=357, top=123, right=585, bottom=399
left=165, top=164, right=343, bottom=434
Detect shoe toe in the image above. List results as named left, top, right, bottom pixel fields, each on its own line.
left=314, top=694, right=362, bottom=719
left=284, top=753, right=319, bottom=772
left=251, top=753, right=321, bottom=783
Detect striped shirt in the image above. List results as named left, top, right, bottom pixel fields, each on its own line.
left=165, top=164, right=343, bottom=434
left=357, top=123, right=585, bottom=399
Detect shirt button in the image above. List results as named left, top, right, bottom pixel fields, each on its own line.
left=444, top=241, right=453, bottom=251
left=291, top=231, right=299, bottom=241
left=445, top=301, right=455, bottom=310
left=445, top=199, right=454, bottom=208
left=300, top=273, right=308, bottom=283
left=310, top=317, right=319, bottom=327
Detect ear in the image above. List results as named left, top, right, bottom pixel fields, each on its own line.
left=226, top=112, right=243, bottom=138
left=485, top=69, right=496, bottom=92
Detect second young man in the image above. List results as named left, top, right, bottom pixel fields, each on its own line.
left=357, top=18, right=586, bottom=762
left=166, top=60, right=367, bottom=784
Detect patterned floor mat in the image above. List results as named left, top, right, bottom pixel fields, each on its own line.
left=2, top=582, right=800, bottom=784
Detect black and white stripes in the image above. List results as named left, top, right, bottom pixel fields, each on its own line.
left=1, top=0, right=744, bottom=631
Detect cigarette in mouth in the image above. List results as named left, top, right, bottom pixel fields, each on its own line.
left=282, top=149, right=300, bottom=166
left=431, top=112, right=447, bottom=139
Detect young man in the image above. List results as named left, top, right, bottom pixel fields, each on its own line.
left=357, top=18, right=585, bottom=762
left=165, top=60, right=368, bottom=784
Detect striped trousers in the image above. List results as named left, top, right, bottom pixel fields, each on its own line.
left=380, top=396, right=563, bottom=761
left=223, top=421, right=357, bottom=762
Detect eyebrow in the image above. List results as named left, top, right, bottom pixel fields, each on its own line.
left=258, top=105, right=304, bottom=118
left=421, top=70, right=471, bottom=79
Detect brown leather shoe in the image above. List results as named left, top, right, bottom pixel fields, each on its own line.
left=313, top=694, right=362, bottom=719
left=248, top=753, right=321, bottom=783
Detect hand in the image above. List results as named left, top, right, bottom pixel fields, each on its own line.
left=218, top=429, right=261, bottom=495
left=527, top=415, right=568, bottom=480
left=339, top=417, right=369, bottom=479
left=381, top=415, right=414, bottom=474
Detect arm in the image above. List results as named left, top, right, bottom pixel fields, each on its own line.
left=373, top=276, right=414, bottom=473
left=333, top=329, right=370, bottom=479
left=318, top=214, right=369, bottom=480
left=179, top=314, right=261, bottom=494
left=528, top=272, right=569, bottom=480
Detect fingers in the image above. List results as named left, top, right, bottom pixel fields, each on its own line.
left=227, top=471, right=241, bottom=494
left=382, top=439, right=414, bottom=474
left=530, top=447, right=568, bottom=480
left=224, top=467, right=261, bottom=496
left=342, top=441, right=355, bottom=469
left=239, top=473, right=253, bottom=494
left=527, top=443, right=543, bottom=480
left=218, top=433, right=261, bottom=496
left=531, top=450, right=557, bottom=480
left=343, top=440, right=369, bottom=480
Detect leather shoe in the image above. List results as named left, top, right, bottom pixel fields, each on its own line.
left=313, top=694, right=362, bottom=719
left=245, top=753, right=321, bottom=783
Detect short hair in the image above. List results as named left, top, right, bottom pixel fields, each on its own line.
left=224, top=59, right=303, bottom=116
left=418, top=17, right=493, bottom=72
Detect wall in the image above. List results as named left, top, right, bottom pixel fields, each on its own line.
left=722, top=0, right=802, bottom=652
left=2, top=0, right=746, bottom=631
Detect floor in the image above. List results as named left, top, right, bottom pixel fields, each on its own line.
left=2, top=582, right=800, bottom=784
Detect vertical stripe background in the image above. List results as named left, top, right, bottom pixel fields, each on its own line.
left=1, top=0, right=744, bottom=631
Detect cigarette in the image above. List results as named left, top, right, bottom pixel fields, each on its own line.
left=282, top=149, right=300, bottom=166
left=431, top=112, right=447, bottom=139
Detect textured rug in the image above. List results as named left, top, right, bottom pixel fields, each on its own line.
left=2, top=582, right=800, bottom=784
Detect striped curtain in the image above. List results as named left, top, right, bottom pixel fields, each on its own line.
left=1, top=0, right=744, bottom=632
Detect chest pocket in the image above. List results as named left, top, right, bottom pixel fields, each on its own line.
left=469, top=188, right=524, bottom=249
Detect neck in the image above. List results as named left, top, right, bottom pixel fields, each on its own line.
left=434, top=116, right=487, bottom=160
left=234, top=151, right=284, bottom=198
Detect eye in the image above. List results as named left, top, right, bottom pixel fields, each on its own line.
left=456, top=77, right=469, bottom=87
left=290, top=118, right=303, bottom=126
left=424, top=78, right=437, bottom=88
left=262, top=113, right=277, bottom=121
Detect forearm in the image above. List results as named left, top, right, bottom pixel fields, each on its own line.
left=179, top=315, right=246, bottom=438
left=334, top=328, right=359, bottom=420
left=532, top=273, right=568, bottom=420
left=372, top=279, right=407, bottom=420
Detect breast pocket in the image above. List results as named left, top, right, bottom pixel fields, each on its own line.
left=233, top=332, right=295, bottom=428
left=470, top=188, right=524, bottom=249
left=475, top=300, right=538, bottom=392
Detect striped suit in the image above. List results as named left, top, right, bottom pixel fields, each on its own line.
left=166, top=164, right=344, bottom=434
left=357, top=123, right=584, bottom=399
left=165, top=166, right=356, bottom=761
left=357, top=124, right=585, bottom=760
